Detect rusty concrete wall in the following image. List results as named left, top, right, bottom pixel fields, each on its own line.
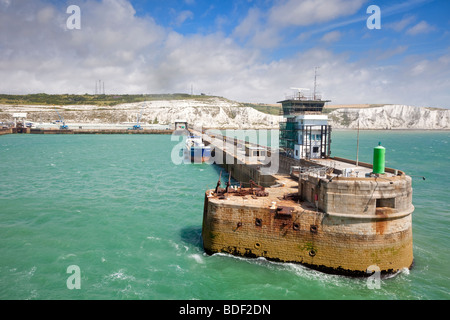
left=278, top=154, right=300, bottom=174
left=0, top=128, right=12, bottom=135
left=298, top=174, right=413, bottom=217
left=219, top=162, right=277, bottom=187
left=202, top=195, right=414, bottom=276
left=212, top=142, right=277, bottom=187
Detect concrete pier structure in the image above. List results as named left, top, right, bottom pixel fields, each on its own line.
left=201, top=89, right=414, bottom=276
left=202, top=158, right=414, bottom=276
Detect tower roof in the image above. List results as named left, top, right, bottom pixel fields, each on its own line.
left=278, top=98, right=331, bottom=116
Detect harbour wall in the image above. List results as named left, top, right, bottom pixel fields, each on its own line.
left=1, top=128, right=174, bottom=135
left=202, top=196, right=413, bottom=275
left=0, top=128, right=12, bottom=135
left=194, top=130, right=278, bottom=187
left=201, top=131, right=414, bottom=275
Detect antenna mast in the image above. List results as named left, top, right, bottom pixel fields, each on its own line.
left=313, top=67, right=319, bottom=100
left=356, top=120, right=360, bottom=166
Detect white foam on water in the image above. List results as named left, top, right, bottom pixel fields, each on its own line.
left=146, top=236, right=162, bottom=241
left=169, top=240, right=178, bottom=249
left=189, top=253, right=204, bottom=264
left=399, top=267, right=410, bottom=276
left=169, top=264, right=185, bottom=273
left=57, top=253, right=76, bottom=260
left=384, top=267, right=410, bottom=280
left=108, top=269, right=136, bottom=281
left=28, top=266, right=37, bottom=277
left=211, top=253, right=353, bottom=288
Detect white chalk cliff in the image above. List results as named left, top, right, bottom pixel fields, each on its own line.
left=1, top=97, right=449, bottom=130
left=328, top=105, right=450, bottom=130
left=0, top=97, right=281, bottom=129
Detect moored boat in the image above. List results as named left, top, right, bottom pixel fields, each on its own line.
left=185, top=136, right=211, bottom=163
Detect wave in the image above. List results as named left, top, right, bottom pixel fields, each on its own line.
left=188, top=253, right=204, bottom=264
left=107, top=269, right=136, bottom=282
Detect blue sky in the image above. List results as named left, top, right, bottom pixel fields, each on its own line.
left=0, top=0, right=449, bottom=107
left=131, top=0, right=448, bottom=60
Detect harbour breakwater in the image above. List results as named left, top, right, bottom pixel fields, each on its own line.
left=29, top=128, right=173, bottom=135
left=0, top=128, right=173, bottom=135
left=0, top=128, right=11, bottom=135
left=197, top=130, right=415, bottom=276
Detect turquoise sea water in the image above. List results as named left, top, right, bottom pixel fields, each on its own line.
left=0, top=131, right=449, bottom=300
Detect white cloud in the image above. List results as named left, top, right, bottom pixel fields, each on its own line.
left=406, top=20, right=436, bottom=35
left=232, top=7, right=263, bottom=41
left=268, top=0, right=366, bottom=27
left=320, top=30, right=341, bottom=43
left=174, top=10, right=194, bottom=27
left=374, top=46, right=408, bottom=61
left=231, top=7, right=283, bottom=49
left=0, top=0, right=11, bottom=8
left=386, top=15, right=416, bottom=32
left=232, top=0, right=365, bottom=49
left=36, top=6, right=55, bottom=24
left=0, top=0, right=448, bottom=109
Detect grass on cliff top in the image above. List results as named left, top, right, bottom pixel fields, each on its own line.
left=0, top=93, right=220, bottom=107
left=0, top=93, right=285, bottom=115
left=242, top=103, right=282, bottom=115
